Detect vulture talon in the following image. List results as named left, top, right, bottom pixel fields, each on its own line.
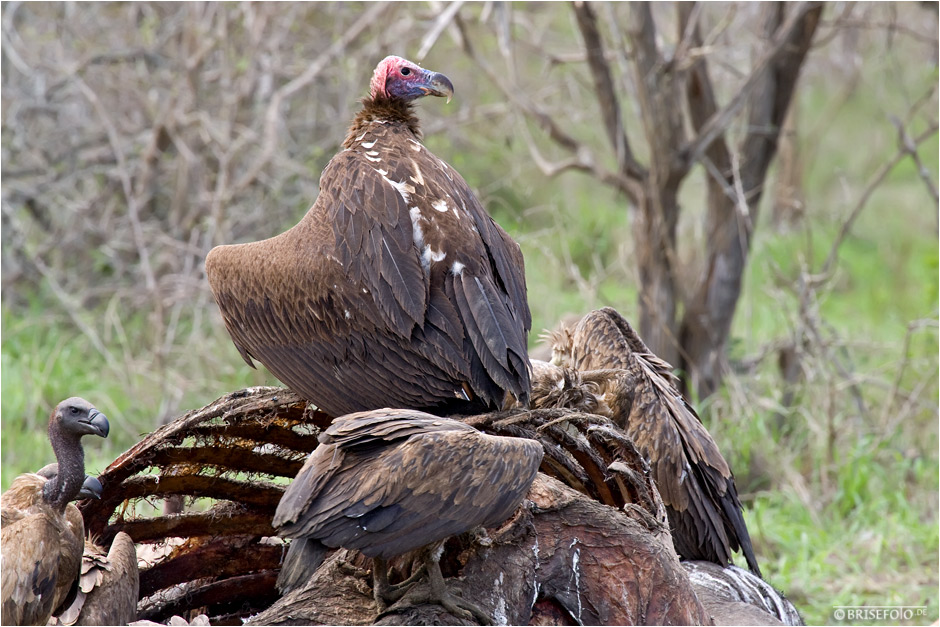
left=424, top=551, right=493, bottom=625
left=373, top=558, right=427, bottom=607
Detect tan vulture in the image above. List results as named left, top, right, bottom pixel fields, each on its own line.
left=273, top=408, right=543, bottom=624
left=206, top=55, right=532, bottom=417
left=548, top=307, right=761, bottom=577
left=2, top=466, right=103, bottom=627
left=24, top=468, right=136, bottom=626
left=53, top=531, right=139, bottom=626
left=1, top=398, right=109, bottom=626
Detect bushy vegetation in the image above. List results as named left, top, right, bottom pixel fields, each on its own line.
left=1, top=3, right=936, bottom=625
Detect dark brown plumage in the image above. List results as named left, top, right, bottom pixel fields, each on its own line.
left=206, top=55, right=531, bottom=417
left=54, top=531, right=139, bottom=626
left=273, top=408, right=543, bottom=623
left=549, top=307, right=761, bottom=577
left=1, top=398, right=109, bottom=626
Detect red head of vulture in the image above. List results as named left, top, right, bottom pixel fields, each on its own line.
left=1, top=398, right=109, bottom=626
left=206, top=55, right=532, bottom=417
left=273, top=408, right=543, bottom=623
left=549, top=307, right=762, bottom=577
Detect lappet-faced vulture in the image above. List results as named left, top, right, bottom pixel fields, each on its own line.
left=1, top=398, right=109, bottom=626
left=206, top=55, right=532, bottom=417
left=549, top=307, right=762, bottom=576
left=273, top=408, right=543, bottom=623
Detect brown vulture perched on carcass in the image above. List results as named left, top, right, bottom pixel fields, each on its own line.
left=206, top=55, right=531, bottom=417
left=1, top=398, right=110, bottom=626
left=548, top=307, right=762, bottom=577
left=273, top=408, right=543, bottom=624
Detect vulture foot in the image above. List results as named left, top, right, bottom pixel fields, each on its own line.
left=372, top=558, right=428, bottom=608
left=415, top=555, right=493, bottom=625
left=338, top=561, right=371, bottom=579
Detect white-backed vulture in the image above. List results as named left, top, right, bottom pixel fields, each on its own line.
left=54, top=531, right=139, bottom=626
left=1, top=398, right=109, bottom=626
left=549, top=307, right=762, bottom=576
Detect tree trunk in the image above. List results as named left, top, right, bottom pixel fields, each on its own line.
left=628, top=3, right=688, bottom=368
left=678, top=2, right=823, bottom=399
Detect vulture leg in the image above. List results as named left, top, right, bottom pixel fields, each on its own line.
left=372, top=558, right=427, bottom=608
left=422, top=551, right=493, bottom=626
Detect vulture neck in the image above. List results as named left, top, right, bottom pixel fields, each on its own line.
left=343, top=97, right=421, bottom=149
left=43, top=420, right=85, bottom=512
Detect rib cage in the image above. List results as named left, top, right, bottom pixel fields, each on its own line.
left=78, top=387, right=668, bottom=623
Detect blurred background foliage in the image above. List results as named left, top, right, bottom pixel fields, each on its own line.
left=1, top=2, right=937, bottom=624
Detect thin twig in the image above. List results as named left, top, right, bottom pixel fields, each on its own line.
left=820, top=122, right=938, bottom=276
left=890, top=115, right=939, bottom=205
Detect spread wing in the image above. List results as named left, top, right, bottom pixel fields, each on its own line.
left=320, top=407, right=477, bottom=448
left=562, top=307, right=760, bottom=575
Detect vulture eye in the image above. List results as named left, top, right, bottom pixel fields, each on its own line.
left=69, top=406, right=80, bottom=415
left=400, top=67, right=411, bottom=76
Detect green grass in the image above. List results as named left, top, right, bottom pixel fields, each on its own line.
left=0, top=302, right=280, bottom=489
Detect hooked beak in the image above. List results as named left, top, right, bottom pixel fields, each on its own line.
left=82, top=409, right=110, bottom=438
left=78, top=475, right=103, bottom=500
left=423, top=71, right=455, bottom=104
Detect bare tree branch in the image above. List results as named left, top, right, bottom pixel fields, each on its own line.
left=231, top=2, right=393, bottom=195
left=571, top=1, right=645, bottom=181
left=890, top=115, right=939, bottom=205
left=72, top=75, right=158, bottom=295
left=416, top=1, right=465, bottom=61
left=679, top=3, right=732, bottom=181
left=682, top=2, right=822, bottom=169
left=453, top=12, right=642, bottom=203
left=820, top=122, right=939, bottom=276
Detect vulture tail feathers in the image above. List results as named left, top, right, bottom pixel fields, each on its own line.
left=720, top=481, right=762, bottom=578
left=276, top=538, right=328, bottom=595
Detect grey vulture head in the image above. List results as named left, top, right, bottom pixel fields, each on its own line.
left=273, top=408, right=543, bottom=623
left=35, top=464, right=104, bottom=502
left=548, top=307, right=762, bottom=577
left=205, top=55, right=532, bottom=418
